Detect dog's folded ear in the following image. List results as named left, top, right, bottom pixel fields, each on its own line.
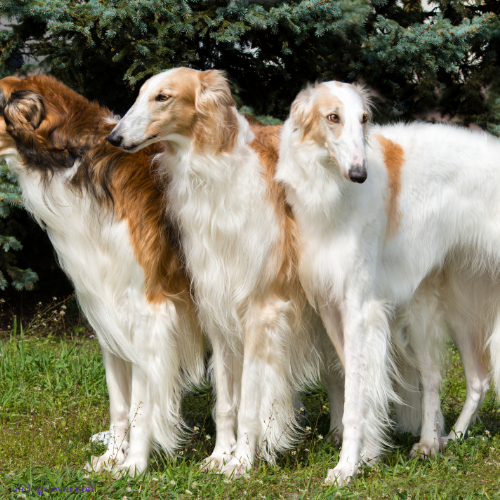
left=197, top=70, right=235, bottom=111
left=4, top=90, right=45, bottom=130
left=290, top=85, right=317, bottom=138
left=195, top=70, right=238, bottom=153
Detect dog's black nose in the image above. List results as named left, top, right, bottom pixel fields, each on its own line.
left=107, top=132, right=123, bottom=147
left=348, top=164, right=367, bottom=184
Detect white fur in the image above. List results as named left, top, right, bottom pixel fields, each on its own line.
left=1, top=150, right=204, bottom=476
left=112, top=74, right=344, bottom=478
left=158, top=116, right=341, bottom=474
left=276, top=84, right=500, bottom=484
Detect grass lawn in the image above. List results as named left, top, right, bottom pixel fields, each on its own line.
left=0, top=313, right=499, bottom=499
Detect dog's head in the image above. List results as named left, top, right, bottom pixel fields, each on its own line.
left=289, top=81, right=372, bottom=183
left=0, top=74, right=110, bottom=175
left=108, top=67, right=238, bottom=154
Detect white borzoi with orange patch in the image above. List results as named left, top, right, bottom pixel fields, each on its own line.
left=0, top=75, right=204, bottom=476
left=108, top=68, right=344, bottom=477
left=276, top=81, right=500, bottom=484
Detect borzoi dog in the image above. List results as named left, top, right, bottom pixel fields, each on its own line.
left=276, top=81, right=500, bottom=484
left=108, top=68, right=344, bottom=478
left=0, top=75, right=204, bottom=476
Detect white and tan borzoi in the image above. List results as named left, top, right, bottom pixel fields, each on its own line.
left=276, top=81, right=500, bottom=484
left=108, top=68, right=345, bottom=478
left=0, top=75, right=204, bottom=476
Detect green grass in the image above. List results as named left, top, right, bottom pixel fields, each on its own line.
left=0, top=323, right=499, bottom=499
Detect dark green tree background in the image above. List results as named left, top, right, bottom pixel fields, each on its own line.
left=1, top=0, right=500, bottom=291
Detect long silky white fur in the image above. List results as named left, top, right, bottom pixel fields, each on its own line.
left=3, top=153, right=204, bottom=458
left=277, top=95, right=500, bottom=480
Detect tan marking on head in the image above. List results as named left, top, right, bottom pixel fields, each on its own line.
left=334, top=81, right=343, bottom=87
left=291, top=84, right=344, bottom=148
left=138, top=68, right=238, bottom=154
left=138, top=68, right=200, bottom=143
left=376, top=135, right=404, bottom=237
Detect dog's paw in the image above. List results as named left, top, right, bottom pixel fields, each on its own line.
left=410, top=436, right=447, bottom=459
left=112, top=458, right=148, bottom=478
left=201, top=453, right=232, bottom=473
left=220, top=457, right=251, bottom=480
left=325, top=463, right=356, bottom=486
left=84, top=449, right=126, bottom=473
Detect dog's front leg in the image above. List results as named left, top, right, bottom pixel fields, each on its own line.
left=325, top=296, right=393, bottom=486
left=113, top=361, right=152, bottom=477
left=85, top=348, right=131, bottom=473
left=203, top=333, right=238, bottom=471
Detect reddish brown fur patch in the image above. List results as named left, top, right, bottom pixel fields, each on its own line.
left=249, top=124, right=305, bottom=320
left=0, top=117, right=16, bottom=153
left=376, top=135, right=404, bottom=237
left=0, top=74, right=193, bottom=308
left=334, top=81, right=343, bottom=87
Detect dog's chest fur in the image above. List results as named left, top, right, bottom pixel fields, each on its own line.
left=166, top=150, right=280, bottom=337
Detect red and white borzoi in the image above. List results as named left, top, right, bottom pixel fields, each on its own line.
left=276, top=81, right=500, bottom=484
left=0, top=75, right=204, bottom=476
left=108, top=68, right=344, bottom=477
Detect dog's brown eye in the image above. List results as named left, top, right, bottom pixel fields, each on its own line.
left=327, top=114, right=339, bottom=123
left=362, top=114, right=368, bottom=124
left=156, top=94, right=170, bottom=102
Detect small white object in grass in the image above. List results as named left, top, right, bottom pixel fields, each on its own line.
left=205, top=434, right=211, bottom=440
left=126, top=487, right=131, bottom=492
left=318, top=434, right=323, bottom=440
left=170, top=480, right=176, bottom=486
left=191, top=481, right=198, bottom=487
left=90, top=431, right=110, bottom=446
left=152, top=477, right=159, bottom=481
left=193, top=426, right=199, bottom=431
left=185, top=490, right=193, bottom=495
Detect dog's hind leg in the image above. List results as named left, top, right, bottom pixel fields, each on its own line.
left=447, top=317, right=490, bottom=440
left=406, top=285, right=447, bottom=459
left=323, top=363, right=344, bottom=444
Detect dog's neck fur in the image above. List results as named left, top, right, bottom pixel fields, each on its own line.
left=159, top=114, right=283, bottom=337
